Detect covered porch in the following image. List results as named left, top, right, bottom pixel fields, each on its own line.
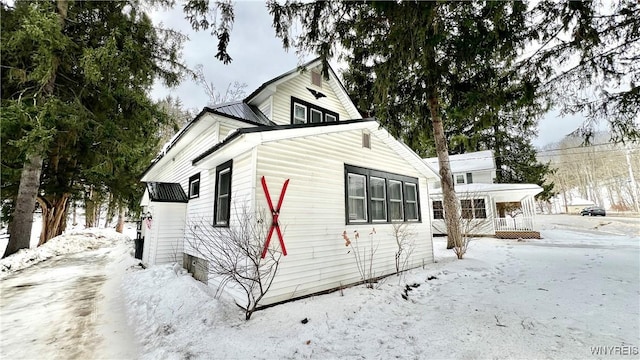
left=429, top=183, right=543, bottom=238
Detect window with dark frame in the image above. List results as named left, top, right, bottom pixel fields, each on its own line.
left=290, top=97, right=339, bottom=125
left=188, top=173, right=200, bottom=199
left=460, top=198, right=486, bottom=219
left=344, top=165, right=421, bottom=224
left=388, top=180, right=404, bottom=221
left=214, top=160, right=232, bottom=226
left=473, top=199, right=487, bottom=218
left=370, top=177, right=387, bottom=222
left=432, top=200, right=444, bottom=220
left=347, top=173, right=367, bottom=222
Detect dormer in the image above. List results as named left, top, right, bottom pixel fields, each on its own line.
left=244, top=58, right=361, bottom=126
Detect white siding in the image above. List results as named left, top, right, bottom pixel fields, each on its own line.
left=430, top=195, right=496, bottom=236
left=142, top=203, right=186, bottom=265
left=253, top=129, right=434, bottom=305
left=258, top=97, right=273, bottom=120
left=270, top=70, right=354, bottom=125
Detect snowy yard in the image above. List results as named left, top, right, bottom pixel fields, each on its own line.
left=1, top=215, right=638, bottom=359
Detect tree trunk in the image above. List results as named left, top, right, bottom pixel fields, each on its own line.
left=105, top=193, right=115, bottom=228
left=85, top=187, right=101, bottom=228
left=428, top=94, right=461, bottom=250
left=3, top=155, right=44, bottom=258
left=115, top=206, right=125, bottom=233
left=37, top=193, right=70, bottom=246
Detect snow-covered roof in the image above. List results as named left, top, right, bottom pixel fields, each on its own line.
left=424, top=150, right=495, bottom=173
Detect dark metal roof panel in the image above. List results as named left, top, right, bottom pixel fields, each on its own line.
left=210, top=101, right=274, bottom=126
left=146, top=182, right=188, bottom=203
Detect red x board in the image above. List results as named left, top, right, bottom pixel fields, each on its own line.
left=261, top=176, right=289, bottom=258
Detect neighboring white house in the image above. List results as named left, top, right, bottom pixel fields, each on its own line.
left=425, top=151, right=543, bottom=239
left=140, top=58, right=438, bottom=305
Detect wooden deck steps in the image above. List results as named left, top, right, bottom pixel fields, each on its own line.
left=495, top=231, right=541, bottom=239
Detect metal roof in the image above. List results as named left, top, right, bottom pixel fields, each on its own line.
left=145, top=182, right=188, bottom=203
left=209, top=101, right=274, bottom=126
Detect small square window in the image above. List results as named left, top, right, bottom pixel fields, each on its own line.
left=456, top=175, right=465, bottom=184
left=188, top=173, right=200, bottom=199
left=325, top=114, right=337, bottom=122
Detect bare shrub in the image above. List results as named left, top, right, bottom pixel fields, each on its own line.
left=342, top=228, right=379, bottom=288
left=186, top=206, right=281, bottom=320
left=392, top=223, right=416, bottom=276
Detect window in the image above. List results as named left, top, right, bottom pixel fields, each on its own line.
left=310, top=108, right=322, bottom=123
left=347, top=174, right=367, bottom=222
left=370, top=177, right=387, bottom=221
left=456, top=174, right=465, bottom=184
left=388, top=180, right=404, bottom=221
left=473, top=199, right=486, bottom=218
left=188, top=173, right=200, bottom=199
left=432, top=200, right=444, bottom=219
left=214, top=160, right=232, bottom=226
left=404, top=183, right=419, bottom=221
left=293, top=103, right=307, bottom=124
left=344, top=165, right=421, bottom=224
left=461, top=198, right=486, bottom=219
left=290, top=97, right=339, bottom=125
left=466, top=172, right=473, bottom=184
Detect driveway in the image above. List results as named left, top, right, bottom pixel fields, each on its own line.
left=0, top=245, right=137, bottom=360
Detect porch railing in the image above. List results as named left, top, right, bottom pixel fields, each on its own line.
left=494, top=217, right=535, bottom=232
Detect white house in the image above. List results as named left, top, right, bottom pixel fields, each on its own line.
left=140, top=59, right=438, bottom=305
left=425, top=151, right=543, bottom=239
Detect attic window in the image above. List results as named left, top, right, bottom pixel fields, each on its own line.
left=362, top=132, right=371, bottom=149
left=311, top=70, right=322, bottom=88
left=290, top=97, right=339, bottom=125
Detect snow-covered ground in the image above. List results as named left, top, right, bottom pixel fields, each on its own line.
left=1, top=214, right=638, bottom=359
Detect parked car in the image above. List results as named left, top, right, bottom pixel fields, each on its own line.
left=580, top=206, right=606, bottom=216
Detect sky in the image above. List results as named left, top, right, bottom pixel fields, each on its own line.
left=150, top=2, right=588, bottom=149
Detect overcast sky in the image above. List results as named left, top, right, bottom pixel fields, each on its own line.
left=150, top=1, right=586, bottom=148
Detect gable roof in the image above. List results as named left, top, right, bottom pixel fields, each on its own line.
left=244, top=57, right=361, bottom=119
left=145, top=182, right=188, bottom=203
left=424, top=150, right=495, bottom=173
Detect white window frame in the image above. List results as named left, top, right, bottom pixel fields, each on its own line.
left=325, top=114, right=337, bottom=122
left=293, top=103, right=307, bottom=124
left=369, top=177, right=387, bottom=222
left=347, top=173, right=368, bottom=222
left=404, top=183, right=419, bottom=221
left=215, top=166, right=232, bottom=226
left=388, top=180, right=404, bottom=221
left=310, top=108, right=323, bottom=123
left=188, top=174, right=200, bottom=199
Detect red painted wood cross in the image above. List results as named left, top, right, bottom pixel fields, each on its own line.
left=261, top=176, right=289, bottom=258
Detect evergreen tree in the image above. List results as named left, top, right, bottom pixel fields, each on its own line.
left=1, top=0, right=184, bottom=256
left=268, top=1, right=538, bottom=249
